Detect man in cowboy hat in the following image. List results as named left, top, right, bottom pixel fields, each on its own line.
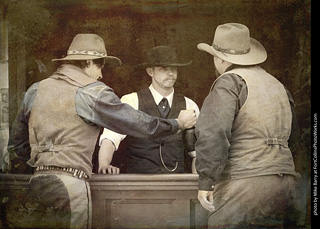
left=98, top=45, right=199, bottom=174
left=6, top=35, right=196, bottom=228
left=195, top=23, right=300, bottom=227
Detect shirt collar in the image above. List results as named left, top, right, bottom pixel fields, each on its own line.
left=149, top=84, right=174, bottom=107
left=51, top=64, right=97, bottom=87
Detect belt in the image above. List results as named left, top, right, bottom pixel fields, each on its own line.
left=36, top=166, right=89, bottom=180
left=265, top=138, right=288, bottom=147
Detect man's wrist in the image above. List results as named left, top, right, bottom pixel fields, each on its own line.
left=171, top=119, right=182, bottom=134
left=198, top=177, right=215, bottom=191
left=175, top=118, right=185, bottom=130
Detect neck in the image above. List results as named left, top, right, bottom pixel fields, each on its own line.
left=222, top=62, right=233, bottom=74
left=224, top=64, right=236, bottom=73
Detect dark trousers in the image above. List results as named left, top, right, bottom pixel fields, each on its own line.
left=208, top=174, right=299, bottom=228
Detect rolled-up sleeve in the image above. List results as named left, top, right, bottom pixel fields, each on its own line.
left=76, top=82, right=180, bottom=139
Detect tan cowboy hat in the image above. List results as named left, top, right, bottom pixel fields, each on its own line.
left=197, top=23, right=267, bottom=65
left=52, top=34, right=122, bottom=66
left=136, top=46, right=192, bottom=68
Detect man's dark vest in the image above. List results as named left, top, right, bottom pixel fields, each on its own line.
left=125, top=88, right=186, bottom=174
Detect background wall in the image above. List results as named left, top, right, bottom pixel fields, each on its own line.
left=0, top=0, right=311, bottom=226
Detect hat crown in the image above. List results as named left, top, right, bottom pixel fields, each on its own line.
left=67, top=34, right=107, bottom=57
left=213, top=23, right=251, bottom=54
left=146, top=46, right=178, bottom=66
left=197, top=22, right=267, bottom=65
left=136, top=46, right=192, bottom=68
left=52, top=34, right=122, bottom=66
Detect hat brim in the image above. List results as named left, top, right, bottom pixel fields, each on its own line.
left=135, top=60, right=192, bottom=68
left=52, top=55, right=122, bottom=66
left=197, top=38, right=267, bottom=66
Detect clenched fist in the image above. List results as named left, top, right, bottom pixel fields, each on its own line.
left=176, top=109, right=197, bottom=130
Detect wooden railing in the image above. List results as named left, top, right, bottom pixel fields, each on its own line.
left=0, top=173, right=208, bottom=228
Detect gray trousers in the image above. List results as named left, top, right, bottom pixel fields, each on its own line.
left=26, top=171, right=92, bottom=229
left=208, top=174, right=298, bottom=228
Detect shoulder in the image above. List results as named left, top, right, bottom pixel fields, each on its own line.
left=184, top=96, right=198, bottom=107
left=121, top=92, right=138, bottom=101
left=120, top=92, right=138, bottom=108
left=24, top=82, right=40, bottom=103
left=83, top=81, right=112, bottom=92
left=211, top=72, right=247, bottom=95
left=78, top=81, right=113, bottom=98
left=19, top=82, right=41, bottom=115
left=216, top=72, right=245, bottom=86
left=26, top=82, right=40, bottom=94
left=183, top=96, right=200, bottom=116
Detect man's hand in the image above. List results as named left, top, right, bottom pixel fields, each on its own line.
left=176, top=109, right=197, bottom=130
left=198, top=190, right=215, bottom=212
left=98, top=165, right=120, bottom=174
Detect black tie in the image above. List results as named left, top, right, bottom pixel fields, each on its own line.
left=158, top=98, right=170, bottom=118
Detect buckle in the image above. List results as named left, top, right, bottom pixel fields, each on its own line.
left=265, top=138, right=283, bottom=146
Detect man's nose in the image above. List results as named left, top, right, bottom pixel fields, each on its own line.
left=167, top=68, right=174, bottom=75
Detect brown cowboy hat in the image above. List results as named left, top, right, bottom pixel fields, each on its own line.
left=197, top=23, right=267, bottom=65
left=136, top=46, right=192, bottom=68
left=52, top=34, right=122, bottom=66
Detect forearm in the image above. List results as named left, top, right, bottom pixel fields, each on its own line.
left=195, top=127, right=230, bottom=190
left=195, top=101, right=231, bottom=189
left=98, top=138, right=116, bottom=168
left=195, top=74, right=241, bottom=190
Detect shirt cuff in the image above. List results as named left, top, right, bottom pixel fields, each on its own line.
left=188, top=151, right=196, bottom=158
left=198, top=176, right=215, bottom=191
left=170, top=119, right=181, bottom=134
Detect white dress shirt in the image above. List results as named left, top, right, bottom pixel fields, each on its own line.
left=99, top=84, right=200, bottom=150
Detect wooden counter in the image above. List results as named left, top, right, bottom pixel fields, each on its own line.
left=0, top=173, right=208, bottom=228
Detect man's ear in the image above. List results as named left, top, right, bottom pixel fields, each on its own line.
left=146, top=67, right=153, bottom=77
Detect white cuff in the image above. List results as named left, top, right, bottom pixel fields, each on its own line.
left=188, top=151, right=196, bottom=158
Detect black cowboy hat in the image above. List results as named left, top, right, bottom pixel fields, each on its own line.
left=136, top=46, right=192, bottom=68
